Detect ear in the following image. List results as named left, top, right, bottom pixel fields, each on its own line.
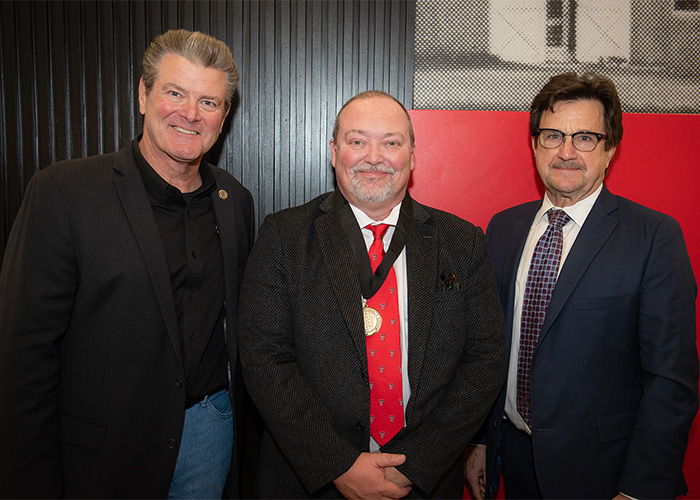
left=531, top=136, right=538, bottom=153
left=138, top=79, right=147, bottom=115
left=605, top=145, right=617, bottom=162
left=330, top=139, right=337, bottom=168
left=219, top=105, right=231, bottom=133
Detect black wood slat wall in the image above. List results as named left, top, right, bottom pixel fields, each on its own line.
left=0, top=0, right=415, bottom=263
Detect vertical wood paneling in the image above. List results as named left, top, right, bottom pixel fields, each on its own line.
left=1, top=1, right=17, bottom=253
left=15, top=2, right=34, bottom=195
left=0, top=0, right=415, bottom=262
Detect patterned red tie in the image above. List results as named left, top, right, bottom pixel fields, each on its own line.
left=517, top=209, right=571, bottom=426
left=365, top=224, right=404, bottom=446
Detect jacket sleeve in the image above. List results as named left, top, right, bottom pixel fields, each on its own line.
left=0, top=169, right=78, bottom=498
left=618, top=215, right=699, bottom=498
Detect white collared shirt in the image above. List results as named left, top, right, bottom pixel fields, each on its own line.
left=505, top=184, right=603, bottom=433
left=349, top=202, right=411, bottom=451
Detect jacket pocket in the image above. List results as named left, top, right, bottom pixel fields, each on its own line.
left=59, top=411, right=107, bottom=451
left=572, top=294, right=633, bottom=310
left=433, top=288, right=465, bottom=303
left=596, top=409, right=636, bottom=444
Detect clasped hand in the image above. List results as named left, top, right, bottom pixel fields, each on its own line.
left=332, top=451, right=412, bottom=499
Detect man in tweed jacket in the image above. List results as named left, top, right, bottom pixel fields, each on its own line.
left=238, top=91, right=507, bottom=499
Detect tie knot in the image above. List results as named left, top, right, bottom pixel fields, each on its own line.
left=367, top=223, right=391, bottom=241
left=547, top=209, right=570, bottom=229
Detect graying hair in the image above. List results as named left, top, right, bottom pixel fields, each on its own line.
left=142, top=29, right=238, bottom=108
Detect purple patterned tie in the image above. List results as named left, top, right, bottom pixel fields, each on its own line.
left=517, top=208, right=571, bottom=426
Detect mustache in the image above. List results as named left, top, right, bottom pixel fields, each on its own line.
left=351, top=164, right=396, bottom=174
left=552, top=160, right=584, bottom=170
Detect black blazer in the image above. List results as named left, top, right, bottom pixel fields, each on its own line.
left=238, top=192, right=507, bottom=498
left=0, top=143, right=254, bottom=498
left=482, top=186, right=698, bottom=499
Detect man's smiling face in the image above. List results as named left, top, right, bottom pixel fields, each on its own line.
left=138, top=53, right=229, bottom=170
left=330, top=95, right=414, bottom=219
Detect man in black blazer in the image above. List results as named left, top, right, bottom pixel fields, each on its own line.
left=0, top=30, right=254, bottom=498
left=238, top=90, right=507, bottom=499
left=464, top=72, right=698, bottom=499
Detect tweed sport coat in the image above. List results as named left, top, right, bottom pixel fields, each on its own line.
left=238, top=191, right=507, bottom=498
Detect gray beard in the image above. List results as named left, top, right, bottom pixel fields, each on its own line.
left=349, top=165, right=395, bottom=204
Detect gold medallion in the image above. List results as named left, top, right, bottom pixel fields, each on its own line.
left=363, top=306, right=382, bottom=337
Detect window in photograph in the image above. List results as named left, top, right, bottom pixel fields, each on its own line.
left=674, top=0, right=699, bottom=12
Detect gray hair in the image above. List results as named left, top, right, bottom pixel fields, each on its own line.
left=142, top=29, right=239, bottom=109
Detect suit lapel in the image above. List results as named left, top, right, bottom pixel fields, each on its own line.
left=113, top=149, right=183, bottom=369
left=405, top=200, right=438, bottom=394
left=210, top=174, right=239, bottom=324
left=315, top=197, right=368, bottom=361
left=315, top=197, right=444, bottom=393
left=538, top=187, right=619, bottom=344
left=500, top=209, right=536, bottom=347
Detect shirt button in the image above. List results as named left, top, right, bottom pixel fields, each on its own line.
left=176, top=378, right=183, bottom=388
left=189, top=333, right=195, bottom=340
left=191, top=251, right=197, bottom=258
left=167, top=438, right=177, bottom=449
left=356, top=421, right=365, bottom=431
left=188, top=292, right=195, bottom=299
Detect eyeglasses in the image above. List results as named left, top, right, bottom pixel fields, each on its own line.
left=535, top=128, right=608, bottom=152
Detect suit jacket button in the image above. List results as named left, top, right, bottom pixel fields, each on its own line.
left=356, top=421, right=365, bottom=431
left=167, top=438, right=177, bottom=449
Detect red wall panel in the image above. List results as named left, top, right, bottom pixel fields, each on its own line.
left=407, top=109, right=700, bottom=499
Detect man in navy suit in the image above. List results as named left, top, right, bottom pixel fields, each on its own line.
left=464, top=72, right=698, bottom=499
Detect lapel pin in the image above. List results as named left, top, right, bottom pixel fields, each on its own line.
left=218, top=189, right=228, bottom=200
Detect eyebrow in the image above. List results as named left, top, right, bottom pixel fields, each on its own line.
left=162, top=82, right=222, bottom=103
left=343, top=129, right=406, bottom=140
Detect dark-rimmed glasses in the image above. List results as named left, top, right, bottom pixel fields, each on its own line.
left=535, top=128, right=608, bottom=152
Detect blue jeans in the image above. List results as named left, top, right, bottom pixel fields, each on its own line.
left=168, top=389, right=234, bottom=499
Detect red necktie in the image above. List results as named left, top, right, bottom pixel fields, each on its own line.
left=517, top=209, right=570, bottom=426
left=365, top=224, right=404, bottom=446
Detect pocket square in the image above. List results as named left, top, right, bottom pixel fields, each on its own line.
left=440, top=273, right=460, bottom=291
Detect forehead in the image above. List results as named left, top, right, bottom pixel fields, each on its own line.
left=540, top=99, right=605, bottom=129
left=338, top=96, right=410, bottom=135
left=155, top=53, right=195, bottom=76
left=155, top=53, right=226, bottom=88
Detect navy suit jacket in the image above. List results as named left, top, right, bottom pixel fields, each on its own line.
left=483, top=185, right=698, bottom=499
left=0, top=143, right=254, bottom=498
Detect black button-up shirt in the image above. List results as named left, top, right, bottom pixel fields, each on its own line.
left=133, top=138, right=228, bottom=408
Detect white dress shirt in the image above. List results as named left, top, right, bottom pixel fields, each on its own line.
left=349, top=202, right=411, bottom=451
left=505, top=184, right=603, bottom=433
